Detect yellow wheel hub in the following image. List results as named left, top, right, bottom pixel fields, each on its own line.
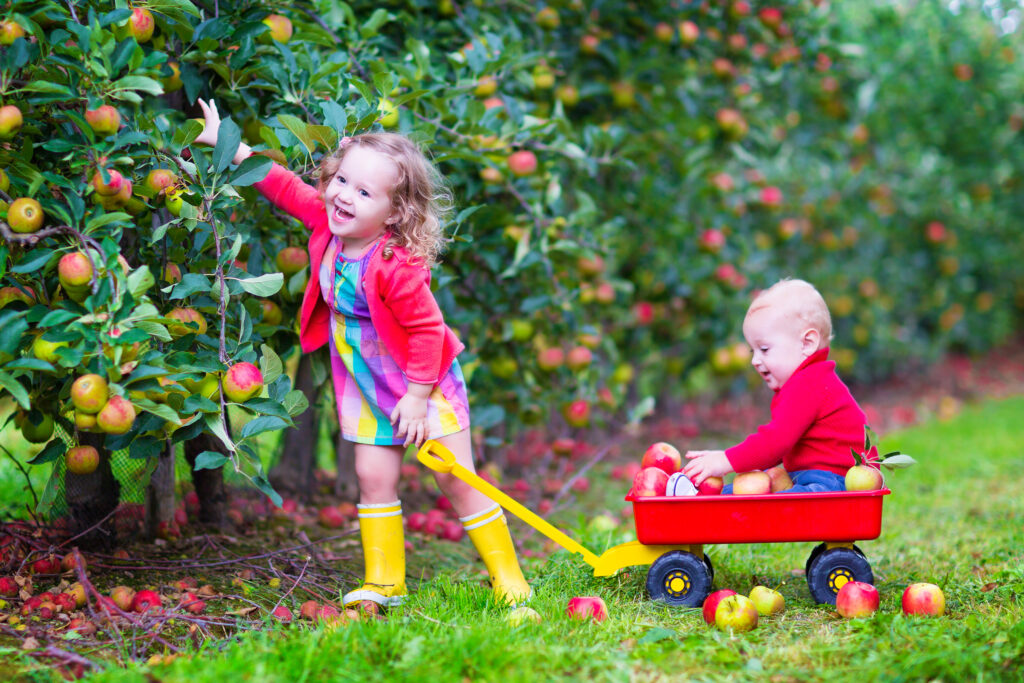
left=829, top=568, right=854, bottom=593
left=665, top=571, right=691, bottom=597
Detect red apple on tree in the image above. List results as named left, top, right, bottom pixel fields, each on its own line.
left=66, top=445, right=100, bottom=475
left=96, top=395, right=136, bottom=435
left=507, top=150, right=538, bottom=177
left=0, top=104, right=23, bottom=139
left=85, top=105, right=121, bottom=137
left=71, top=374, right=109, bottom=414
left=901, top=583, right=945, bottom=616
left=566, top=596, right=608, bottom=622
left=836, top=581, right=879, bottom=618
left=223, top=362, right=264, bottom=403
left=640, top=442, right=682, bottom=475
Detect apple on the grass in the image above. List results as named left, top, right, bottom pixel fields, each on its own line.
left=901, top=583, right=945, bottom=616
left=714, top=594, right=759, bottom=632
left=835, top=581, right=879, bottom=618
left=749, top=585, right=785, bottom=616
left=506, top=606, right=542, bottom=626
left=566, top=596, right=608, bottom=623
left=640, top=442, right=682, bottom=475
left=631, top=467, right=669, bottom=497
left=702, top=588, right=737, bottom=624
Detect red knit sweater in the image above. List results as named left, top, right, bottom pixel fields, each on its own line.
left=254, top=163, right=464, bottom=384
left=725, top=348, right=867, bottom=475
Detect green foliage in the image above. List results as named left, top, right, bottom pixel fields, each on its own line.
left=0, top=0, right=1022, bottom=489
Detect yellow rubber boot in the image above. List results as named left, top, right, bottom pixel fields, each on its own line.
left=342, top=501, right=407, bottom=607
left=462, top=504, right=532, bottom=606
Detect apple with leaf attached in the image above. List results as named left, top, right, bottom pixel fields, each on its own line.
left=846, top=426, right=917, bottom=491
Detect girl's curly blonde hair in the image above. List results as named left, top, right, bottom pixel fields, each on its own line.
left=316, top=133, right=452, bottom=267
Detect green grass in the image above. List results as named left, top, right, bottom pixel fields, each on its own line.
left=14, top=398, right=1024, bottom=682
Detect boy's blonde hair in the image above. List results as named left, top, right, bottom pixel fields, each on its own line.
left=746, top=278, right=833, bottom=346
left=317, top=133, right=452, bottom=267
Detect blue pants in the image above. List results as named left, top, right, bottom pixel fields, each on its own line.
left=723, top=469, right=846, bottom=494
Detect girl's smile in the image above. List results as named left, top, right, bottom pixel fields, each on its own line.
left=324, top=145, right=400, bottom=256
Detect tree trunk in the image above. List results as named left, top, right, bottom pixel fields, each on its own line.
left=269, top=353, right=319, bottom=501
left=64, top=431, right=120, bottom=550
left=334, top=432, right=357, bottom=500
left=184, top=434, right=228, bottom=529
left=145, top=441, right=177, bottom=539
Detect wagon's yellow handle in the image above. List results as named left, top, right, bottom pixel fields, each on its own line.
left=416, top=440, right=600, bottom=567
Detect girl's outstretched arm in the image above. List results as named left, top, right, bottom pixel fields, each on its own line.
left=195, top=99, right=253, bottom=165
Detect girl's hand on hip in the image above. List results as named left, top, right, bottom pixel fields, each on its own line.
left=390, top=393, right=429, bottom=448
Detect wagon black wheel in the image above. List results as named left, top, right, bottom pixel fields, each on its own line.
left=703, top=554, right=714, bottom=585
left=805, top=543, right=867, bottom=577
left=806, top=548, right=874, bottom=605
left=646, top=551, right=712, bottom=608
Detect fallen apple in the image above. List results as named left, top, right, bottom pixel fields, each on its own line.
left=714, top=594, right=759, bottom=632
left=835, top=581, right=879, bottom=618
left=702, top=588, right=737, bottom=625
left=749, top=585, right=785, bottom=616
left=566, top=596, right=608, bottom=623
left=506, top=605, right=542, bottom=626
left=901, top=582, right=945, bottom=616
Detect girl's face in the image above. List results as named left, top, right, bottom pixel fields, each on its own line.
left=324, top=145, right=400, bottom=253
left=742, top=306, right=818, bottom=391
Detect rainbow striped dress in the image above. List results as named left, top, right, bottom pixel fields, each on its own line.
left=319, top=236, right=470, bottom=446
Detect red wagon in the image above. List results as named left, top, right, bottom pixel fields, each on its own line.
left=418, top=440, right=890, bottom=608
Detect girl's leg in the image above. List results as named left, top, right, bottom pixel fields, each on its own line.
left=780, top=470, right=847, bottom=493
left=344, top=443, right=407, bottom=607
left=432, top=429, right=531, bottom=605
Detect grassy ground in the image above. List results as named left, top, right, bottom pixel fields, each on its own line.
left=26, top=396, right=1012, bottom=683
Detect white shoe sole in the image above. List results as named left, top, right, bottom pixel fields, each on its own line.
left=343, top=588, right=406, bottom=607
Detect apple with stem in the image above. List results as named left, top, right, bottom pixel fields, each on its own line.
left=749, top=585, right=785, bottom=616
left=836, top=581, right=879, bottom=618
left=702, top=588, right=737, bottom=624
left=714, top=594, right=759, bottom=632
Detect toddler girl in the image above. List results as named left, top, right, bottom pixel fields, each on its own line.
left=195, top=100, right=531, bottom=607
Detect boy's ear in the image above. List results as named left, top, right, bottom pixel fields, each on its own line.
left=801, top=327, right=820, bottom=356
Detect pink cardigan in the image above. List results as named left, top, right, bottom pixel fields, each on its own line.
left=726, top=348, right=869, bottom=476
left=254, top=163, right=464, bottom=384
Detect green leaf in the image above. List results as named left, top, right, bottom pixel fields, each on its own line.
left=134, top=400, right=182, bottom=425
left=12, top=250, right=53, bottom=274
left=134, top=321, right=171, bottom=342
left=0, top=312, right=28, bottom=357
left=879, top=454, right=917, bottom=469
left=229, top=155, right=272, bottom=186
left=183, top=395, right=220, bottom=413
left=0, top=372, right=30, bottom=409
left=4, top=358, right=55, bottom=373
left=28, top=439, right=65, bottom=466
left=235, top=273, right=283, bottom=297
left=241, top=398, right=291, bottom=419
left=277, top=114, right=317, bottom=154
left=193, top=451, right=228, bottom=470
left=251, top=474, right=282, bottom=508
left=282, top=389, right=309, bottom=417
left=213, top=117, right=242, bottom=173
left=128, top=266, right=155, bottom=299
left=86, top=211, right=132, bottom=232
left=129, top=436, right=163, bottom=460
left=638, top=627, right=677, bottom=645
left=239, top=415, right=289, bottom=439
left=20, top=81, right=73, bottom=96
left=850, top=448, right=863, bottom=466
left=110, top=75, right=165, bottom=96
left=170, top=273, right=213, bottom=299
left=204, top=412, right=235, bottom=452
left=36, top=309, right=78, bottom=328
left=259, top=344, right=283, bottom=384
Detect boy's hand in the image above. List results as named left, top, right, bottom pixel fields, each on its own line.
left=682, top=450, right=732, bottom=486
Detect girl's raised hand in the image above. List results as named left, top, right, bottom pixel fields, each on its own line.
left=194, top=99, right=222, bottom=147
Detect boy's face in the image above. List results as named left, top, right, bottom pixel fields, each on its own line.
left=742, top=306, right=818, bottom=391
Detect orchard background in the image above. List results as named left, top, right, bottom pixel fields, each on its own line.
left=0, top=0, right=1022, bottom=538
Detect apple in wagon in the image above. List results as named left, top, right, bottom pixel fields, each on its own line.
left=630, top=467, right=669, bottom=497
left=640, top=442, right=682, bottom=475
